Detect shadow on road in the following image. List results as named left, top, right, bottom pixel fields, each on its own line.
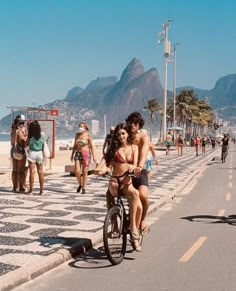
left=181, top=214, right=236, bottom=226
left=68, top=244, right=136, bottom=269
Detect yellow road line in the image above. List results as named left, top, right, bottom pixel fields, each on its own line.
left=229, top=182, right=233, bottom=188
left=217, top=209, right=226, bottom=217
left=179, top=236, right=207, bottom=262
left=229, top=169, right=233, bottom=174
left=229, top=175, right=232, bottom=180
left=226, top=192, right=231, bottom=201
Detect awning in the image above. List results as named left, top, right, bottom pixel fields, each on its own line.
left=167, top=126, right=185, bottom=131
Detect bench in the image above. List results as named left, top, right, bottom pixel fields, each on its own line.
left=65, top=164, right=95, bottom=176
left=65, top=165, right=75, bottom=176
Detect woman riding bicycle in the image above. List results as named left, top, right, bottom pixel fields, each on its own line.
left=104, top=123, right=142, bottom=251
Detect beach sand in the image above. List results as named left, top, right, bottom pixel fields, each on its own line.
left=0, top=140, right=104, bottom=188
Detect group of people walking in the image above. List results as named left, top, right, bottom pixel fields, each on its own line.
left=165, top=131, right=231, bottom=164
left=10, top=115, right=48, bottom=195
left=165, top=132, right=223, bottom=157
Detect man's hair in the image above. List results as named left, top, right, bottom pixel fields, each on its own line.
left=125, top=111, right=145, bottom=128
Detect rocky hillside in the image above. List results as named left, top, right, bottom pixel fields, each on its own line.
left=177, top=74, right=236, bottom=123
left=1, top=59, right=236, bottom=134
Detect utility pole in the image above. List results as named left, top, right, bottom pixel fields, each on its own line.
left=172, top=42, right=181, bottom=128
left=158, top=19, right=173, bottom=141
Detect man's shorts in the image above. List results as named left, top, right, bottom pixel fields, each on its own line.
left=132, top=169, right=149, bottom=189
left=144, top=159, right=152, bottom=172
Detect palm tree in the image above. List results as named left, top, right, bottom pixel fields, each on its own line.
left=175, top=89, right=215, bottom=136
left=144, top=97, right=162, bottom=141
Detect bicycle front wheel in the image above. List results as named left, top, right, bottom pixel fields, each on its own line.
left=103, top=206, right=127, bottom=265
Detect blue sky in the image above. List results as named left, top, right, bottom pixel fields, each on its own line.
left=0, top=0, right=236, bottom=120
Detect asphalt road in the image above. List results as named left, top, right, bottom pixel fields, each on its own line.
left=14, top=144, right=236, bottom=291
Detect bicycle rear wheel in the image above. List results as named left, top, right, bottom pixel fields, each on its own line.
left=103, top=206, right=127, bottom=265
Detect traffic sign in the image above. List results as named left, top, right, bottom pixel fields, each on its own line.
left=50, top=109, right=59, bottom=116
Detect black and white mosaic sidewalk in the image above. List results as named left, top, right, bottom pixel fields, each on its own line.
left=0, top=146, right=220, bottom=290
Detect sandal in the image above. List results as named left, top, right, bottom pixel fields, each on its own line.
left=107, top=230, right=120, bottom=239
left=130, top=231, right=142, bottom=252
left=140, top=224, right=150, bottom=236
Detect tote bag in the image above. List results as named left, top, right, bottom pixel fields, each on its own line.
left=43, top=142, right=50, bottom=158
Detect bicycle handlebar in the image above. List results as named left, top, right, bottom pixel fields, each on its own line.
left=103, top=170, right=136, bottom=179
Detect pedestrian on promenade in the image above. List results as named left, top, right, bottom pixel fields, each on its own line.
left=191, top=137, right=195, bottom=147
left=102, top=126, right=115, bottom=156
left=165, top=131, right=172, bottom=155
left=71, top=122, right=97, bottom=194
left=211, top=137, right=216, bottom=149
left=221, top=133, right=229, bottom=163
left=104, top=122, right=142, bottom=251
left=27, top=120, right=45, bottom=195
left=144, top=142, right=158, bottom=180
left=10, top=115, right=28, bottom=193
left=194, top=135, right=201, bottom=156
left=126, top=112, right=150, bottom=236
left=176, top=134, right=185, bottom=156
left=201, top=134, right=208, bottom=156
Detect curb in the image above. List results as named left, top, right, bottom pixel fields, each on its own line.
left=0, top=149, right=219, bottom=291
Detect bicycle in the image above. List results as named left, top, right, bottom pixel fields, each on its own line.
left=221, top=146, right=228, bottom=163
left=102, top=171, right=142, bottom=265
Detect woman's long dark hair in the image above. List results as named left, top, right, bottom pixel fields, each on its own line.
left=28, top=120, right=41, bottom=140
left=105, top=123, right=132, bottom=166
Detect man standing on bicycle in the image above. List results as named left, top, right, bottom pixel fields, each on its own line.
left=125, top=112, right=150, bottom=236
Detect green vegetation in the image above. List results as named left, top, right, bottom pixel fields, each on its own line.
left=145, top=89, right=215, bottom=139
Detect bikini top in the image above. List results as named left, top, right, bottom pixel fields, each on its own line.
left=76, top=139, right=88, bottom=146
left=113, top=146, right=134, bottom=164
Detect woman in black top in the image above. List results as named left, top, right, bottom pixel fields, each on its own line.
left=221, top=134, right=229, bottom=163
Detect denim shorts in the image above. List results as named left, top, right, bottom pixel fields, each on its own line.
left=28, top=150, right=44, bottom=165
left=144, top=159, right=152, bottom=172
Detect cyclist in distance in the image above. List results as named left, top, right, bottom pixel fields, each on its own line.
left=221, top=133, right=229, bottom=163
left=104, top=123, right=142, bottom=251
left=125, top=112, right=150, bottom=236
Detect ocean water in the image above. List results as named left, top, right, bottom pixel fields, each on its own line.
left=0, top=133, right=10, bottom=142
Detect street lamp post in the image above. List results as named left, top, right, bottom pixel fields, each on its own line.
left=158, top=19, right=173, bottom=141
left=172, top=43, right=182, bottom=128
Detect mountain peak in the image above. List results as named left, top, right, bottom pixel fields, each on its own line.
left=119, top=58, right=145, bottom=88
left=66, top=87, right=84, bottom=99
left=85, top=76, right=117, bottom=91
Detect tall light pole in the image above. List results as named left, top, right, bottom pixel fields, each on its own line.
left=158, top=19, right=173, bottom=141
left=172, top=42, right=181, bottom=128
